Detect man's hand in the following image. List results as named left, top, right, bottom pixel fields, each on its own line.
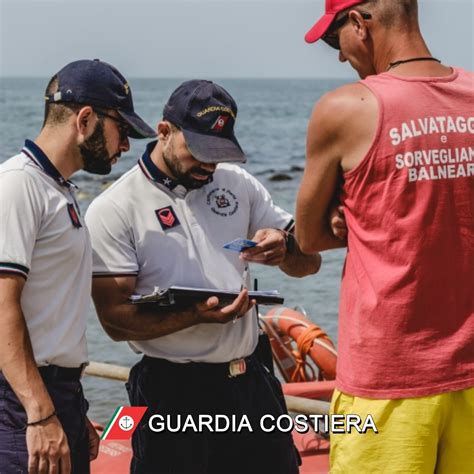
left=194, top=289, right=256, bottom=324
left=330, top=205, right=347, bottom=241
left=240, top=229, right=286, bottom=266
left=86, top=417, right=100, bottom=461
left=93, top=275, right=255, bottom=340
left=26, top=415, right=71, bottom=474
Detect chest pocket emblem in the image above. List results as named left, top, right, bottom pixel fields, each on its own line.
left=206, top=188, right=239, bottom=217
left=155, top=206, right=180, bottom=230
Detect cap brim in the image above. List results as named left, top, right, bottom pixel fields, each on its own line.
left=304, top=13, right=336, bottom=44
left=118, top=110, right=157, bottom=139
left=182, top=129, right=246, bottom=164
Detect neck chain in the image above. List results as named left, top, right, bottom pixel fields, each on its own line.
left=386, top=56, right=441, bottom=71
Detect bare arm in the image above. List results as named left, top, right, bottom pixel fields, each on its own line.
left=279, top=234, right=322, bottom=277
left=296, top=85, right=377, bottom=253
left=92, top=275, right=255, bottom=342
left=0, top=274, right=71, bottom=473
left=296, top=93, right=347, bottom=253
left=241, top=228, right=321, bottom=277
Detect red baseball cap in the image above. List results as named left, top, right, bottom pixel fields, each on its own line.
left=305, top=0, right=365, bottom=43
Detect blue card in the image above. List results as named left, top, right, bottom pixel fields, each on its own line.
left=223, top=238, right=257, bottom=252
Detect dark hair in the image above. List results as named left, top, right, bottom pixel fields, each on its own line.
left=42, top=75, right=83, bottom=127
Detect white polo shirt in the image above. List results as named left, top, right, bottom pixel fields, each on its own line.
left=0, top=140, right=90, bottom=367
left=86, top=141, right=293, bottom=363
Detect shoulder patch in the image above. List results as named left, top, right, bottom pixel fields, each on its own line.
left=155, top=206, right=180, bottom=230
left=67, top=203, right=82, bottom=229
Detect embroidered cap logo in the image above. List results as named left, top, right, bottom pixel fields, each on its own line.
left=210, top=115, right=229, bottom=133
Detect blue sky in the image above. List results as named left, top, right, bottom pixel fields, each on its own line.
left=0, top=0, right=472, bottom=78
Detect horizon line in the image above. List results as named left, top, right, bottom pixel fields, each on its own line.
left=0, top=75, right=354, bottom=81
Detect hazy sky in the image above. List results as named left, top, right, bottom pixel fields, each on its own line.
left=0, top=0, right=472, bottom=79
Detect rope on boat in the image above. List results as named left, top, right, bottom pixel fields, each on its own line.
left=85, top=361, right=330, bottom=416
left=259, top=313, right=338, bottom=383
left=260, top=315, right=338, bottom=357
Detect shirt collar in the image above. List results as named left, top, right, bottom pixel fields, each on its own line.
left=138, top=140, right=213, bottom=193
left=138, top=141, right=180, bottom=190
left=22, top=139, right=76, bottom=189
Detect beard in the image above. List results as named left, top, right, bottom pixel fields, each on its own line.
left=163, top=148, right=213, bottom=190
left=79, top=120, right=115, bottom=175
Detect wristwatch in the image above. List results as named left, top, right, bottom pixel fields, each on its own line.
left=276, top=229, right=296, bottom=254
left=285, top=231, right=296, bottom=254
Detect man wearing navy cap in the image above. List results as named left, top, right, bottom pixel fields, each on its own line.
left=86, top=80, right=321, bottom=473
left=0, top=59, right=155, bottom=473
left=296, top=1, right=474, bottom=472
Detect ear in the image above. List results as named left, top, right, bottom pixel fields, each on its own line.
left=76, top=106, right=96, bottom=142
left=157, top=121, right=172, bottom=142
left=349, top=10, right=369, bottom=42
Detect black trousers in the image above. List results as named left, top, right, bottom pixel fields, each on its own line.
left=126, top=354, right=300, bottom=474
left=0, top=368, right=90, bottom=474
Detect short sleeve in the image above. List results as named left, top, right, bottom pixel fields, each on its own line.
left=0, top=170, right=43, bottom=279
left=85, top=197, right=139, bottom=276
left=243, top=170, right=294, bottom=237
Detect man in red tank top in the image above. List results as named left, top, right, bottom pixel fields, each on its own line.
left=296, top=1, right=474, bottom=472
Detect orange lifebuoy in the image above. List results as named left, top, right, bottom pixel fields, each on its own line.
left=261, top=307, right=337, bottom=383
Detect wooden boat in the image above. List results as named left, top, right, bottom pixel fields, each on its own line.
left=90, top=307, right=337, bottom=473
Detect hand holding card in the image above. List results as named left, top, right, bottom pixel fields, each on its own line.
left=223, top=238, right=257, bottom=252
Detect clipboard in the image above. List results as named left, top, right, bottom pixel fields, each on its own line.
left=129, top=285, right=284, bottom=306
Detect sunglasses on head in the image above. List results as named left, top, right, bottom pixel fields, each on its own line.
left=322, top=11, right=372, bottom=50
left=94, top=109, right=131, bottom=141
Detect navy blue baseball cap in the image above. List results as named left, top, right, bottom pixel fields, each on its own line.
left=45, top=59, right=156, bottom=139
left=163, top=80, right=246, bottom=164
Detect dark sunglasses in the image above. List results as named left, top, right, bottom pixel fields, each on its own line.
left=322, top=11, right=372, bottom=50
left=94, top=109, right=131, bottom=141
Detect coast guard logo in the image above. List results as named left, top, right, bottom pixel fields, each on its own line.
left=210, top=115, right=229, bottom=133
left=155, top=206, right=180, bottom=230
left=101, top=406, right=147, bottom=441
left=206, top=188, right=239, bottom=217
left=215, top=194, right=230, bottom=209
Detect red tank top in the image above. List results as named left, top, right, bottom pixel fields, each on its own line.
left=338, top=68, right=474, bottom=399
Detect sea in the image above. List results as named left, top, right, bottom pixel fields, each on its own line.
left=0, top=77, right=348, bottom=423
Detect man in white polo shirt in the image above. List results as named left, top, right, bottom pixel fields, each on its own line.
left=0, top=59, right=155, bottom=474
left=86, top=80, right=321, bottom=474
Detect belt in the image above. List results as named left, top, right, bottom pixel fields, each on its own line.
left=38, top=364, right=86, bottom=381
left=142, top=354, right=258, bottom=379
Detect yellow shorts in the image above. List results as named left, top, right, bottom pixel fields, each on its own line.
left=329, top=387, right=474, bottom=474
